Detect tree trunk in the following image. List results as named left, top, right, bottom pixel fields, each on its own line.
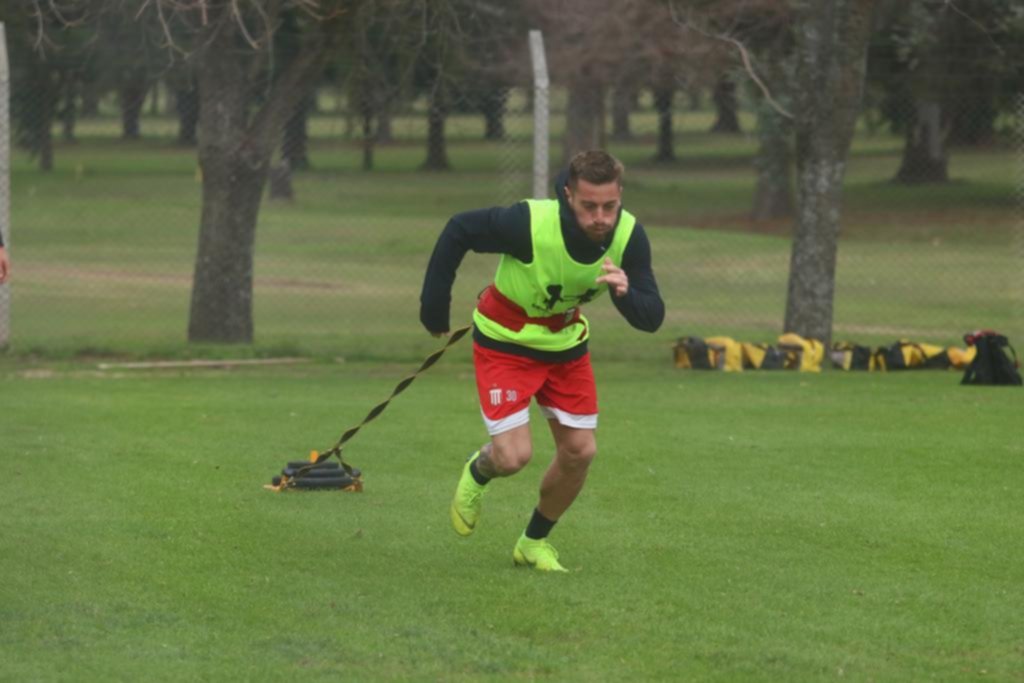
left=184, top=6, right=335, bottom=344
left=120, top=68, right=148, bottom=140
left=652, top=86, right=675, bottom=162
left=422, top=85, right=450, bottom=171
left=596, top=87, right=607, bottom=150
left=362, top=109, right=374, bottom=171
left=895, top=101, right=949, bottom=183
left=611, top=84, right=634, bottom=141
left=268, top=161, right=294, bottom=201
left=61, top=76, right=77, bottom=143
left=175, top=84, right=200, bottom=146
left=80, top=80, right=100, bottom=118
left=710, top=77, right=741, bottom=134
left=784, top=0, right=878, bottom=345
left=563, top=79, right=603, bottom=164
left=687, top=86, right=701, bottom=112
left=481, top=87, right=506, bottom=141
left=37, top=71, right=56, bottom=172
left=376, top=103, right=393, bottom=143
left=19, top=48, right=58, bottom=171
left=189, top=46, right=267, bottom=344
left=752, top=101, right=794, bottom=221
left=357, top=80, right=375, bottom=171
left=948, top=81, right=996, bottom=146
left=282, top=92, right=313, bottom=170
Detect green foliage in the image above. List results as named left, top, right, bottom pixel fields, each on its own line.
left=868, top=0, right=1024, bottom=141
left=5, top=5, right=93, bottom=160
left=1, top=362, right=1022, bottom=680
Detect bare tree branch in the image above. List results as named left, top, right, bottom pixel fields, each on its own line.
left=230, top=0, right=263, bottom=49
left=668, top=1, right=793, bottom=120
left=943, top=0, right=1005, bottom=54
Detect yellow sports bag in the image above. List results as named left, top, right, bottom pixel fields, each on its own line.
left=777, top=333, right=825, bottom=372
left=874, top=340, right=953, bottom=370
left=829, top=342, right=873, bottom=370
left=741, top=342, right=786, bottom=370
left=947, top=345, right=976, bottom=369
left=674, top=336, right=743, bottom=371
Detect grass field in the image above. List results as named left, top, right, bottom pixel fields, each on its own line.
left=4, top=87, right=1023, bottom=683
left=1, top=357, right=1022, bottom=681
left=5, top=107, right=1022, bottom=358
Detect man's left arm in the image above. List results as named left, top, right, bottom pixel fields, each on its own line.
left=607, top=224, right=664, bottom=332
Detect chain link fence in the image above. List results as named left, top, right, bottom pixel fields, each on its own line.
left=2, top=26, right=1022, bottom=362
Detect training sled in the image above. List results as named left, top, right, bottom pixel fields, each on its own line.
left=264, top=450, right=364, bottom=493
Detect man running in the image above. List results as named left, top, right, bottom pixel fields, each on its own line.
left=420, top=150, right=664, bottom=571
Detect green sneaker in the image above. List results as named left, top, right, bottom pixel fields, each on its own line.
left=512, top=534, right=569, bottom=572
left=450, top=450, right=487, bottom=537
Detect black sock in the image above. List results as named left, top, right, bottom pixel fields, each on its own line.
left=469, top=459, right=490, bottom=486
left=525, top=508, right=556, bottom=540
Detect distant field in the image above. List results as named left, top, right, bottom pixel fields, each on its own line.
left=5, top=107, right=1021, bottom=358
left=0, top=360, right=1021, bottom=681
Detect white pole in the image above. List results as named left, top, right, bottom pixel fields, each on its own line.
left=0, top=23, right=10, bottom=350
left=1016, top=93, right=1024, bottom=341
left=528, top=30, right=549, bottom=200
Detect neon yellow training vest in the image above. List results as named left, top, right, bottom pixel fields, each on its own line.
left=473, top=199, right=636, bottom=352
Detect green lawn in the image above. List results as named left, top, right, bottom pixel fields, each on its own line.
left=4, top=93, right=1020, bottom=682
left=1, top=358, right=1022, bottom=681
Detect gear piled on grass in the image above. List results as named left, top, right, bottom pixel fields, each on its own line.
left=264, top=451, right=363, bottom=493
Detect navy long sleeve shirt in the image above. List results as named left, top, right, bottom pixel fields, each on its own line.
left=420, top=172, right=665, bottom=361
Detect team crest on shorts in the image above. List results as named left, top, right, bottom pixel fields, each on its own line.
left=488, top=387, right=518, bottom=406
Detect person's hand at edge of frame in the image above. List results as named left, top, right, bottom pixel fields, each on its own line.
left=596, top=257, right=628, bottom=297
left=0, top=247, right=9, bottom=285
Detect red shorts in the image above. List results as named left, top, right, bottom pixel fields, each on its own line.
left=473, top=342, right=598, bottom=435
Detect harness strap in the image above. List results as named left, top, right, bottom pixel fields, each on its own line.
left=321, top=324, right=470, bottom=461
left=476, top=284, right=580, bottom=334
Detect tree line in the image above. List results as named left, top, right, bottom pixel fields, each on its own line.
left=7, top=2, right=1021, bottom=181
left=1, top=0, right=1021, bottom=346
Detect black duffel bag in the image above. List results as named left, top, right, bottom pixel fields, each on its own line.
left=961, top=330, right=1022, bottom=386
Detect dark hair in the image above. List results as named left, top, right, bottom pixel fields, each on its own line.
left=567, top=150, right=624, bottom=189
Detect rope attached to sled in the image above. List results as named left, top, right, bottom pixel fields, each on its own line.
left=265, top=325, right=472, bottom=492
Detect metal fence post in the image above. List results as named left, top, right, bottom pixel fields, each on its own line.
left=1015, top=93, right=1024, bottom=333
left=0, top=23, right=10, bottom=351
left=529, top=29, right=549, bottom=200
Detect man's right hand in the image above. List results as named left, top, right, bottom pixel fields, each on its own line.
left=0, top=247, right=9, bottom=284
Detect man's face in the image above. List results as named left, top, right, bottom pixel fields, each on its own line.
left=565, top=179, right=622, bottom=243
